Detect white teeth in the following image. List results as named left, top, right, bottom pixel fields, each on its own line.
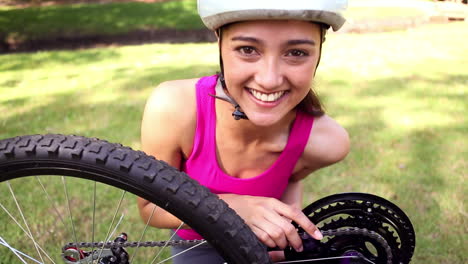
left=267, top=94, right=275, bottom=101
left=249, top=89, right=285, bottom=102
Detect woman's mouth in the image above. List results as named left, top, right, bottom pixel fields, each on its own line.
left=248, top=88, right=287, bottom=103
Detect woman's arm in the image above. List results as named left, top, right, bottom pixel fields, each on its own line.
left=281, top=179, right=304, bottom=209
left=237, top=114, right=350, bottom=252
left=301, top=114, right=350, bottom=173
left=218, top=189, right=322, bottom=253
left=137, top=79, right=197, bottom=229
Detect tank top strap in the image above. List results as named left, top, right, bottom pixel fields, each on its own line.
left=276, top=111, right=315, bottom=172
left=187, top=75, right=218, bottom=163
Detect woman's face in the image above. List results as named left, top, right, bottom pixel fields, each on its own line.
left=221, top=20, right=322, bottom=127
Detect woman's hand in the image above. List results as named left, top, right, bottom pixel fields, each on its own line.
left=219, top=194, right=322, bottom=253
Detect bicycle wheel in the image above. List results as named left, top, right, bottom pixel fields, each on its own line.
left=0, top=134, right=271, bottom=264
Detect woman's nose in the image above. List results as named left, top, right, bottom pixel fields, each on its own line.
left=254, top=57, right=284, bottom=90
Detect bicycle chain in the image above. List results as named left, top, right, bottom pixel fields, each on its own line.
left=321, top=227, right=393, bottom=264
left=63, top=227, right=392, bottom=263
left=63, top=238, right=207, bottom=250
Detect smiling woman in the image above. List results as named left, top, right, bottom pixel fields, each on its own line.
left=137, top=0, right=351, bottom=263
left=220, top=20, right=323, bottom=126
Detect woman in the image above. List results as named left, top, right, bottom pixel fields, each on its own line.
left=138, top=0, right=350, bottom=262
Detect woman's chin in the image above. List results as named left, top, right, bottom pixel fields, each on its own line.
left=245, top=112, right=284, bottom=127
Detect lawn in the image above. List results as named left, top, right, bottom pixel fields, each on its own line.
left=0, top=22, right=467, bottom=263
left=0, top=0, right=433, bottom=45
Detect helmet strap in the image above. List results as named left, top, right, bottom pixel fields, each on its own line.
left=209, top=75, right=248, bottom=120
left=215, top=27, right=248, bottom=120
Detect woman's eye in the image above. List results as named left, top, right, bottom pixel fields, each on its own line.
left=238, top=46, right=257, bottom=55
left=287, top=49, right=309, bottom=57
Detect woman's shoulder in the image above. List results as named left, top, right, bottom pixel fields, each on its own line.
left=147, top=78, right=199, bottom=106
left=144, top=78, right=200, bottom=120
left=303, top=114, right=350, bottom=169
left=141, top=78, right=200, bottom=158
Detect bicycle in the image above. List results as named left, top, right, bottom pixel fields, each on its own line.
left=0, top=134, right=415, bottom=264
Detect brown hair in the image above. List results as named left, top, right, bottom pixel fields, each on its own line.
left=297, top=89, right=325, bottom=116
left=294, top=23, right=328, bottom=117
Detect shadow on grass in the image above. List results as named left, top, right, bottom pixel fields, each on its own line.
left=0, top=0, right=202, bottom=40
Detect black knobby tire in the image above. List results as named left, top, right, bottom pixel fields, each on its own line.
left=0, top=134, right=271, bottom=264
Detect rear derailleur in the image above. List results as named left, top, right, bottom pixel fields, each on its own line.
left=62, top=233, right=129, bottom=264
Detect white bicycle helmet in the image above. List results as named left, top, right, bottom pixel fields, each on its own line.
left=198, top=0, right=348, bottom=32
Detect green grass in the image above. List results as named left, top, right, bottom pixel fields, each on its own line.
left=0, top=0, right=203, bottom=41
left=1, top=22, right=467, bottom=263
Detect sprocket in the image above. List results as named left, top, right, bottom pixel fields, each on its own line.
left=319, top=216, right=400, bottom=260
left=285, top=193, right=415, bottom=264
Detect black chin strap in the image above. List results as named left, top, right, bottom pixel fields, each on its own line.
left=209, top=74, right=248, bottom=120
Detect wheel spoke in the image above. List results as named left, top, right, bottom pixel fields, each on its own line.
left=107, top=213, right=125, bottom=242
left=0, top=193, right=56, bottom=263
left=150, top=221, right=185, bottom=264
left=35, top=176, right=66, bottom=227
left=130, top=204, right=157, bottom=263
left=0, top=236, right=41, bottom=264
left=7, top=181, right=46, bottom=264
left=155, top=240, right=208, bottom=264
left=96, top=190, right=127, bottom=261
left=275, top=255, right=362, bottom=263
left=91, top=181, right=97, bottom=259
left=62, top=176, right=81, bottom=263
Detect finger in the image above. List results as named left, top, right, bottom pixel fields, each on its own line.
left=274, top=202, right=323, bottom=240
left=254, top=214, right=289, bottom=249
left=263, top=210, right=302, bottom=251
left=250, top=226, right=277, bottom=248
left=297, top=216, right=323, bottom=240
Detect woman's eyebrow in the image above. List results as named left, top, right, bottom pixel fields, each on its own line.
left=287, top=39, right=316, bottom=46
left=231, top=36, right=262, bottom=44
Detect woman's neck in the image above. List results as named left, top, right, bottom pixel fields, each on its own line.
left=215, top=100, right=296, bottom=145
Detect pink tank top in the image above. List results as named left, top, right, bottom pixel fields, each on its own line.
left=177, top=75, right=314, bottom=240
